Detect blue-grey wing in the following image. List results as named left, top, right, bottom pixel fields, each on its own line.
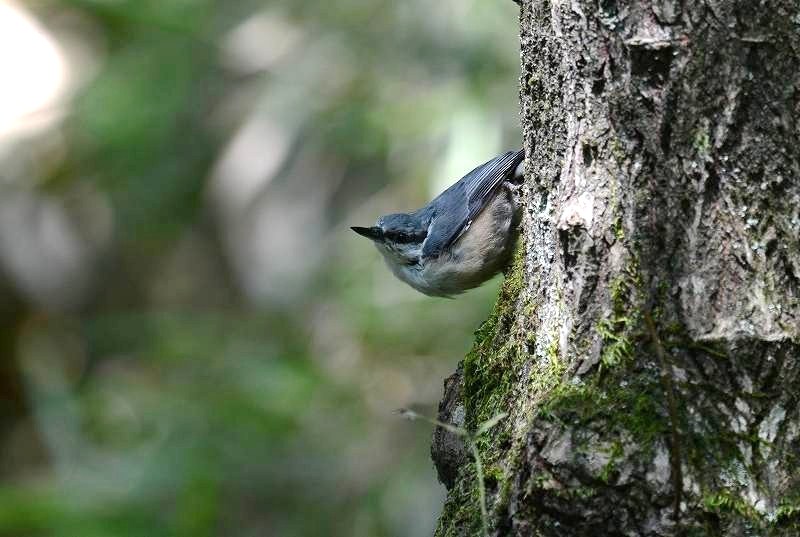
left=421, top=149, right=523, bottom=259
left=419, top=182, right=469, bottom=259
left=463, top=149, right=524, bottom=222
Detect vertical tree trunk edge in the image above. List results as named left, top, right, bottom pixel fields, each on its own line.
left=432, top=0, right=800, bottom=535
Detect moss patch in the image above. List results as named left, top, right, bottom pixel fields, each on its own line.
left=436, top=467, right=484, bottom=537
left=597, top=257, right=642, bottom=369
left=462, top=242, right=527, bottom=430
left=437, top=242, right=529, bottom=537
left=694, top=488, right=800, bottom=535
left=539, top=366, right=668, bottom=447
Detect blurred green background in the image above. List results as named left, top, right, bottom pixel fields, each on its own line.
left=0, top=0, right=520, bottom=535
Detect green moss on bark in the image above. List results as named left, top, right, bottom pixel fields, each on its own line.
left=436, top=468, right=484, bottom=537
left=462, top=242, right=527, bottom=431
left=435, top=243, right=528, bottom=536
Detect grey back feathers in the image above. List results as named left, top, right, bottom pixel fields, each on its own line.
left=418, top=149, right=524, bottom=259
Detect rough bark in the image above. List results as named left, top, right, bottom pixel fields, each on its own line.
left=432, top=0, right=800, bottom=535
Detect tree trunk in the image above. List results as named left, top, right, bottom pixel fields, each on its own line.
left=432, top=0, right=800, bottom=535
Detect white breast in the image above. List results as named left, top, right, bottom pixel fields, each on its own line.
left=398, top=189, right=517, bottom=296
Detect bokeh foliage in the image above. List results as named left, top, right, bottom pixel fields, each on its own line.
left=0, top=0, right=521, bottom=535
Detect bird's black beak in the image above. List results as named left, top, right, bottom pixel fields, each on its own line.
left=351, top=226, right=383, bottom=241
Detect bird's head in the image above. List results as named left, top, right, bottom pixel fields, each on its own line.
left=351, top=213, right=427, bottom=266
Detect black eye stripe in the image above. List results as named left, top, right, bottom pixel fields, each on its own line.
left=386, top=230, right=426, bottom=243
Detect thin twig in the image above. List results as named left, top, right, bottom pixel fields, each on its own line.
left=398, top=409, right=507, bottom=537
left=468, top=440, right=490, bottom=537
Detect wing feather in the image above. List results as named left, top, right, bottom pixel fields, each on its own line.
left=421, top=149, right=524, bottom=259
left=463, top=149, right=524, bottom=222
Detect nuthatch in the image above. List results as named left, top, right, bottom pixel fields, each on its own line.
left=352, top=149, right=525, bottom=297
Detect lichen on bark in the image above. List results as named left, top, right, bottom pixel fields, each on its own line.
left=432, top=0, right=800, bottom=535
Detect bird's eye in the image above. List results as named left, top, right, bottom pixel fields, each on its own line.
left=386, top=229, right=426, bottom=244
left=384, top=231, right=405, bottom=243
left=387, top=231, right=407, bottom=243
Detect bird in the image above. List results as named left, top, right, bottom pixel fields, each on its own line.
left=352, top=149, right=525, bottom=297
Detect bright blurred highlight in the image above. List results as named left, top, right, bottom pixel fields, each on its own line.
left=0, top=1, right=67, bottom=137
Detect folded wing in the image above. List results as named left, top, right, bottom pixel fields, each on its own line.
left=421, top=149, right=524, bottom=259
